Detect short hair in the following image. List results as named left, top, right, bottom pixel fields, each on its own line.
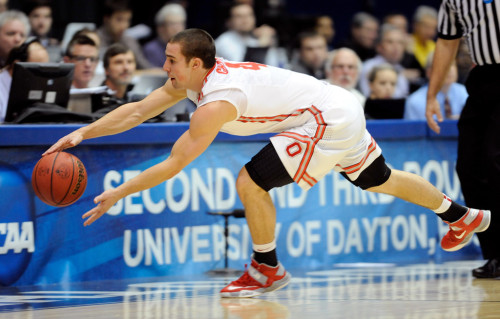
left=376, top=23, right=403, bottom=45
left=325, top=47, right=362, bottom=73
left=169, top=28, right=216, bottom=69
left=5, top=38, right=40, bottom=66
left=297, top=31, right=325, bottom=48
left=367, top=63, right=397, bottom=83
left=351, top=12, right=378, bottom=29
left=0, top=10, right=31, bottom=35
left=103, top=42, right=133, bottom=69
left=155, top=3, right=186, bottom=26
left=65, top=34, right=96, bottom=57
left=102, top=0, right=131, bottom=18
left=23, top=0, right=52, bottom=16
left=413, top=5, right=438, bottom=23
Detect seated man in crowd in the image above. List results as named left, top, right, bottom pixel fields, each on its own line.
left=63, top=34, right=99, bottom=113
left=24, top=0, right=59, bottom=62
left=359, top=24, right=409, bottom=98
left=0, top=10, right=30, bottom=68
left=405, top=56, right=467, bottom=120
left=0, top=39, right=49, bottom=123
left=325, top=47, right=365, bottom=106
left=143, top=3, right=186, bottom=68
left=289, top=31, right=328, bottom=79
left=406, top=5, right=438, bottom=69
left=338, top=12, right=379, bottom=61
left=215, top=3, right=284, bottom=67
left=97, top=0, right=152, bottom=70
left=92, top=42, right=135, bottom=114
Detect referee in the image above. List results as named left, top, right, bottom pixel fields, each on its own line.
left=426, top=0, right=500, bottom=278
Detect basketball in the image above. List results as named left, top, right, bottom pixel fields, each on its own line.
left=32, top=152, right=87, bottom=207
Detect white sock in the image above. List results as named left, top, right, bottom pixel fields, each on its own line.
left=433, top=194, right=452, bottom=214
left=253, top=240, right=276, bottom=253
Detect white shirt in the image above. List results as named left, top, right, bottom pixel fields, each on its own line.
left=187, top=58, right=363, bottom=136
left=0, top=70, right=12, bottom=123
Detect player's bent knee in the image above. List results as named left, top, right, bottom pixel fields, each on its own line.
left=344, top=155, right=392, bottom=190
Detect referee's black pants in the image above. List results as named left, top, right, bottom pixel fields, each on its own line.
left=456, top=64, right=500, bottom=259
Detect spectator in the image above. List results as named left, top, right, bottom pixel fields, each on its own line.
left=367, top=64, right=398, bottom=99
left=359, top=24, right=409, bottom=98
left=0, top=39, right=49, bottom=123
left=364, top=64, right=405, bottom=119
left=289, top=31, right=328, bottom=79
left=102, top=43, right=135, bottom=100
left=338, top=12, right=379, bottom=61
left=325, top=47, right=365, bottom=106
left=24, top=0, right=58, bottom=48
left=215, top=3, right=286, bottom=67
left=0, top=10, right=30, bottom=68
left=383, top=13, right=408, bottom=35
left=405, top=56, right=467, bottom=120
left=97, top=0, right=152, bottom=70
left=407, top=5, right=438, bottom=69
left=143, top=3, right=186, bottom=68
left=314, top=15, right=335, bottom=50
left=63, top=34, right=99, bottom=114
left=384, top=12, right=426, bottom=93
left=63, top=34, right=99, bottom=89
left=0, top=0, right=8, bottom=13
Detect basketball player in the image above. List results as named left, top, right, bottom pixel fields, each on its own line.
left=44, top=29, right=490, bottom=298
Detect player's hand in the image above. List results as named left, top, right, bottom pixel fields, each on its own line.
left=42, top=131, right=84, bottom=156
left=82, top=189, right=121, bottom=226
left=425, top=97, right=443, bottom=134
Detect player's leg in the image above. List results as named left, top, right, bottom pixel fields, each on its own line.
left=346, top=154, right=490, bottom=252
left=220, top=143, right=293, bottom=298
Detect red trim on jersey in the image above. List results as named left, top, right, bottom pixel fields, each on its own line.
left=198, top=59, right=219, bottom=102
left=237, top=108, right=310, bottom=123
left=338, top=137, right=377, bottom=174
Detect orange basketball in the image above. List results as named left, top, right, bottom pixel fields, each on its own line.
left=32, top=152, right=87, bottom=207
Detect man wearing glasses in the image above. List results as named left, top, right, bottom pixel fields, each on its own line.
left=64, top=34, right=99, bottom=89
left=64, top=34, right=99, bottom=113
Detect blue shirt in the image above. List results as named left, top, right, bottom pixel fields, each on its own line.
left=404, top=83, right=468, bottom=120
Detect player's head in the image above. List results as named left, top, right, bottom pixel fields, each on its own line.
left=168, top=28, right=216, bottom=69
left=165, top=29, right=216, bottom=90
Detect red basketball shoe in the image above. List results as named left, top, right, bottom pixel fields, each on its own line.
left=220, top=258, right=291, bottom=298
left=441, top=209, right=491, bottom=251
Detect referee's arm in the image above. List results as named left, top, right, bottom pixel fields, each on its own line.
left=425, top=38, right=461, bottom=134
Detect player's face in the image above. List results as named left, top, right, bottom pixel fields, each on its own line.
left=369, top=69, right=397, bottom=99
left=29, top=6, right=52, bottom=37
left=164, top=42, right=191, bottom=89
left=0, top=19, right=27, bottom=59
left=106, top=51, right=136, bottom=85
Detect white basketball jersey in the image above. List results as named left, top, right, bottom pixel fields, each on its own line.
left=186, top=58, right=364, bottom=136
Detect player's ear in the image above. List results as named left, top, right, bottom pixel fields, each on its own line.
left=191, top=57, right=203, bottom=70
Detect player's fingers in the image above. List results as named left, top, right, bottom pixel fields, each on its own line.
left=82, top=207, right=99, bottom=219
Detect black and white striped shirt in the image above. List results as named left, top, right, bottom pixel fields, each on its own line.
left=438, top=0, right=500, bottom=65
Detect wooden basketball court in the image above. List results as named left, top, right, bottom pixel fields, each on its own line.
left=0, top=260, right=498, bottom=319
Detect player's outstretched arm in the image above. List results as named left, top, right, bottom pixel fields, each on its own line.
left=81, top=100, right=237, bottom=226
left=43, top=79, right=186, bottom=156
left=426, top=38, right=460, bottom=134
